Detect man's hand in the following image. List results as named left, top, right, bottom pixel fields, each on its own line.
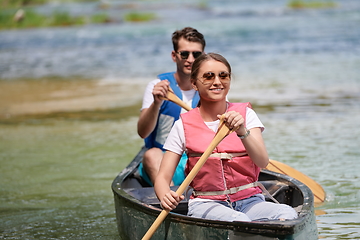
left=152, top=80, right=170, bottom=104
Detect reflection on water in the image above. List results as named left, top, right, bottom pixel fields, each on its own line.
left=1, top=0, right=360, bottom=239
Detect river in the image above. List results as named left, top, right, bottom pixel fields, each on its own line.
left=0, top=0, right=359, bottom=239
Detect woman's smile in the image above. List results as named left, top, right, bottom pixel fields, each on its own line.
left=209, top=87, right=224, bottom=92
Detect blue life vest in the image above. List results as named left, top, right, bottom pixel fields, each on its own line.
left=144, top=72, right=200, bottom=150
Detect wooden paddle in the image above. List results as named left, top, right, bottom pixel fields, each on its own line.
left=142, top=116, right=235, bottom=240
left=160, top=94, right=326, bottom=205
left=265, top=159, right=325, bottom=204
left=159, top=86, right=192, bottom=111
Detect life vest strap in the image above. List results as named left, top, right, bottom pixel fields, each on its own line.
left=192, top=182, right=280, bottom=204
left=188, top=152, right=247, bottom=159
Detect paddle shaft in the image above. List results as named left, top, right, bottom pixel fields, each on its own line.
left=159, top=87, right=192, bottom=111
left=141, top=118, right=233, bottom=240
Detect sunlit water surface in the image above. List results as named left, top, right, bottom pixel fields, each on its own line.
left=0, top=0, right=359, bottom=239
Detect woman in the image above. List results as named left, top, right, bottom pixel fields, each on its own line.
left=154, top=53, right=297, bottom=222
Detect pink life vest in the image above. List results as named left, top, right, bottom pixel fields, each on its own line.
left=181, top=102, right=262, bottom=202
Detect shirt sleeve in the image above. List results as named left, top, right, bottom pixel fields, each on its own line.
left=163, top=118, right=186, bottom=155
left=141, top=79, right=161, bottom=110
left=246, top=107, right=265, bottom=132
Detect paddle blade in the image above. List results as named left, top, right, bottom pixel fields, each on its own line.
left=265, top=159, right=326, bottom=204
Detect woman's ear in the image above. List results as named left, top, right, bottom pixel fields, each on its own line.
left=192, top=81, right=198, bottom=91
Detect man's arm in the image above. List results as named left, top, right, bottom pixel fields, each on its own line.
left=137, top=80, right=170, bottom=139
left=137, top=103, right=161, bottom=139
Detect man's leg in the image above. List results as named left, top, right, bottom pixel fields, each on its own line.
left=142, top=147, right=164, bottom=184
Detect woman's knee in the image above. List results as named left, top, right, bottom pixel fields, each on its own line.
left=188, top=201, right=251, bottom=222
left=277, top=204, right=298, bottom=220
left=245, top=201, right=298, bottom=221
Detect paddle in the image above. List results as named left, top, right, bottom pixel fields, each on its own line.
left=160, top=94, right=326, bottom=205
left=142, top=116, right=235, bottom=240
left=265, top=159, right=325, bottom=204
left=159, top=86, right=192, bottom=111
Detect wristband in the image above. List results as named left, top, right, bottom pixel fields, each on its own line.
left=237, top=129, right=250, bottom=139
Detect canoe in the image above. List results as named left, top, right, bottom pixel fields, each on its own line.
left=112, top=147, right=318, bottom=240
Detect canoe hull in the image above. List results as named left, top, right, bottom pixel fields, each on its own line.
left=112, top=148, right=318, bottom=239
left=113, top=182, right=317, bottom=240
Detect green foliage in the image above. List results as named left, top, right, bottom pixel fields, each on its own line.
left=123, top=12, right=156, bottom=22
left=0, top=0, right=157, bottom=30
left=0, top=0, right=44, bottom=8
left=288, top=0, right=337, bottom=9
left=0, top=8, right=111, bottom=30
left=91, top=13, right=110, bottom=24
left=0, top=0, right=94, bottom=8
left=0, top=9, right=44, bottom=29
left=49, top=11, right=85, bottom=26
left=198, top=0, right=209, bottom=9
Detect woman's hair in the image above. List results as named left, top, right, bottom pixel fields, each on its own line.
left=172, top=27, right=206, bottom=52
left=190, top=52, right=231, bottom=84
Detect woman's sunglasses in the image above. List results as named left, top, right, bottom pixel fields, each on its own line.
left=198, top=71, right=231, bottom=85
left=177, top=51, right=203, bottom=60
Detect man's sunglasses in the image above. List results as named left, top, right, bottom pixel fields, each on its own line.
left=177, top=51, right=203, bottom=60
left=198, top=71, right=231, bottom=85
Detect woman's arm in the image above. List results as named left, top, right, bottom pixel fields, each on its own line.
left=239, top=127, right=269, bottom=168
left=220, top=111, right=269, bottom=168
left=154, top=151, right=184, bottom=211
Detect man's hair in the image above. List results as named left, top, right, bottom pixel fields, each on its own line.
left=172, top=27, right=206, bottom=52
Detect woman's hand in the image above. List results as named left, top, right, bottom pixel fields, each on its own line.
left=160, top=190, right=185, bottom=211
left=217, top=111, right=247, bottom=135
left=218, top=111, right=269, bottom=168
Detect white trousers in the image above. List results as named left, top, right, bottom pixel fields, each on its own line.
left=187, top=194, right=298, bottom=222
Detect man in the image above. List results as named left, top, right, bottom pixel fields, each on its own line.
left=137, top=27, right=206, bottom=186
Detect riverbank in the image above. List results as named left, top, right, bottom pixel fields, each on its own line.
left=0, top=0, right=159, bottom=30
left=0, top=78, right=144, bottom=122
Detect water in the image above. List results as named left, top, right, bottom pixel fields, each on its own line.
left=0, top=0, right=359, bottom=239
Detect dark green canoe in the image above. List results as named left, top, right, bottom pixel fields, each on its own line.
left=112, top=147, right=318, bottom=240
